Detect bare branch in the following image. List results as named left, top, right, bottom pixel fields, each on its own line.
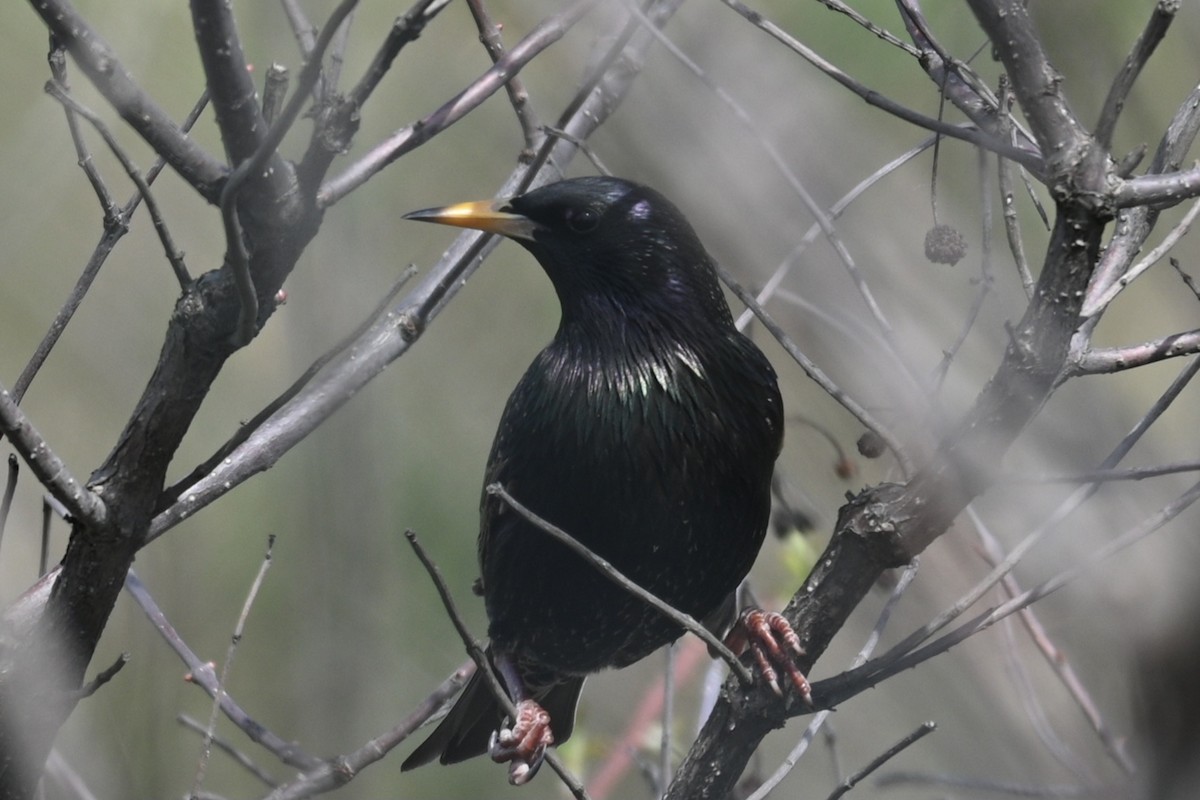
left=815, top=0, right=918, bottom=56
left=45, top=81, right=191, bottom=288
left=720, top=0, right=1041, bottom=169
left=318, top=0, right=597, bottom=207
left=972, top=510, right=1136, bottom=774
left=467, top=0, right=541, bottom=152
left=47, top=38, right=118, bottom=221
left=718, top=267, right=913, bottom=477
left=347, top=0, right=453, bottom=109
left=177, top=715, right=278, bottom=788
left=1086, top=85, right=1200, bottom=310
left=1074, top=329, right=1200, bottom=374
left=1002, top=460, right=1200, bottom=485
left=997, top=79, right=1036, bottom=298
left=73, top=652, right=129, bottom=700
left=1113, top=162, right=1200, bottom=208
left=190, top=0, right=270, bottom=164
left=29, top=0, right=227, bottom=199
left=745, top=562, right=919, bottom=800
left=258, top=663, right=472, bottom=800
left=192, top=536, right=277, bottom=797
left=0, top=386, right=106, bottom=528
left=123, top=571, right=319, bottom=770
left=1082, top=196, right=1200, bottom=317
left=825, top=721, right=936, bottom=800
left=1094, top=0, right=1178, bottom=149
left=158, top=267, right=416, bottom=513
left=12, top=89, right=209, bottom=403
left=0, top=455, right=18, bottom=554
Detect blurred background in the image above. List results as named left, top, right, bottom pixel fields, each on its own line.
left=2, top=1, right=1199, bottom=797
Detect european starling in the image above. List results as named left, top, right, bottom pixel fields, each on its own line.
left=400, top=177, right=806, bottom=783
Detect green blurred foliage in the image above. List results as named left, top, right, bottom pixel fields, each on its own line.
left=1, top=1, right=1198, bottom=798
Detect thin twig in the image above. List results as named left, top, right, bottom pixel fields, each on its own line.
left=1082, top=195, right=1200, bottom=318
left=347, top=0, right=452, bottom=108
left=996, top=76, right=1036, bottom=298
left=734, top=135, right=936, bottom=330
left=281, top=0, right=318, bottom=55
left=44, top=750, right=100, bottom=800
left=47, top=38, right=119, bottom=222
left=319, top=0, right=598, bottom=207
left=192, top=535, right=277, bottom=797
left=403, top=531, right=591, bottom=799
left=1170, top=256, right=1200, bottom=302
left=178, top=715, right=278, bottom=788
left=824, top=721, right=936, bottom=800
left=124, top=570, right=320, bottom=770
left=0, top=455, right=18, bottom=554
left=970, top=508, right=1134, bottom=775
left=660, top=642, right=675, bottom=798
left=815, top=0, right=918, bottom=56
left=44, top=81, right=190, bottom=288
left=12, top=90, right=209, bottom=403
left=1001, top=461, right=1200, bottom=484
left=717, top=268, right=913, bottom=477
left=877, top=771, right=1095, bottom=796
left=719, top=0, right=1041, bottom=169
left=1094, top=0, right=1177, bottom=149
left=0, top=385, right=106, bottom=528
left=467, top=0, right=541, bottom=152
left=73, top=653, right=129, bottom=700
left=485, top=483, right=753, bottom=685
left=29, top=0, right=227, bottom=198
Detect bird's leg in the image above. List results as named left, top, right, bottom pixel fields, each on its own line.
left=488, top=654, right=554, bottom=785
left=726, top=608, right=812, bottom=705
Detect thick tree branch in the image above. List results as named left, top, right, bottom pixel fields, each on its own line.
left=189, top=0, right=270, bottom=166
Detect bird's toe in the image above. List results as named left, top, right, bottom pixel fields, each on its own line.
left=489, top=698, right=554, bottom=785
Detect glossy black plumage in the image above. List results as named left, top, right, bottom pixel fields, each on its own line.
left=400, top=177, right=784, bottom=775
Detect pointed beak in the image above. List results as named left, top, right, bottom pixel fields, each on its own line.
left=402, top=200, right=538, bottom=241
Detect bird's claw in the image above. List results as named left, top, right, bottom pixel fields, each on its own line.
left=489, top=698, right=554, bottom=785
left=730, top=608, right=812, bottom=705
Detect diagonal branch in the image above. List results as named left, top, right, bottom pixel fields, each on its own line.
left=0, top=385, right=106, bottom=528
left=318, top=0, right=597, bottom=207
left=28, top=0, right=227, bottom=200
left=1094, top=0, right=1178, bottom=149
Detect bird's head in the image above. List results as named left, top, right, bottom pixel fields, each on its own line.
left=404, top=177, right=733, bottom=331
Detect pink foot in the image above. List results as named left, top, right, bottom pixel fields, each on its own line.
left=489, top=698, right=554, bottom=785
left=728, top=609, right=812, bottom=704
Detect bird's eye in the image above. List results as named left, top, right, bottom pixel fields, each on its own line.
left=564, top=207, right=600, bottom=234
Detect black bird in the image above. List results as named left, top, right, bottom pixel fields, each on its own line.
left=400, top=177, right=806, bottom=783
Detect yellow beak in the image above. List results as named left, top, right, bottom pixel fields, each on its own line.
left=403, top=200, right=538, bottom=241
